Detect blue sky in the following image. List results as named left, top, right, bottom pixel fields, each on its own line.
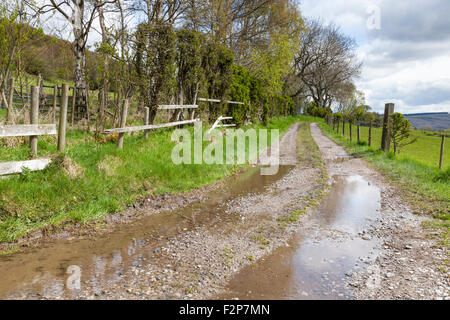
left=299, top=0, right=450, bottom=114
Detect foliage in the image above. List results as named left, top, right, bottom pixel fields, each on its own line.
left=305, top=102, right=329, bottom=118
left=201, top=42, right=234, bottom=122
left=390, top=113, right=418, bottom=154
left=0, top=1, right=42, bottom=87
left=135, top=24, right=177, bottom=123
left=229, top=65, right=251, bottom=126
left=176, top=29, right=202, bottom=105
left=250, top=32, right=297, bottom=108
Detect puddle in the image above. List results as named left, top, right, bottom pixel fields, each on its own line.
left=218, top=174, right=381, bottom=300
left=0, top=165, right=294, bottom=299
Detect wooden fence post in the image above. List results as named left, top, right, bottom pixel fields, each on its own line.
left=117, top=99, right=129, bottom=149
left=368, top=122, right=372, bottom=147
left=30, top=86, right=39, bottom=156
left=71, top=87, right=76, bottom=126
left=357, top=123, right=361, bottom=142
left=381, top=103, right=395, bottom=152
left=440, top=135, right=445, bottom=170
left=349, top=120, right=353, bottom=141
left=58, top=84, right=69, bottom=152
left=52, top=84, right=58, bottom=123
left=6, top=77, right=14, bottom=123
left=144, top=107, right=150, bottom=138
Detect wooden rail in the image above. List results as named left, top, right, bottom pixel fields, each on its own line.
left=0, top=159, right=52, bottom=176
left=198, top=98, right=245, bottom=105
left=104, top=119, right=200, bottom=134
left=158, top=105, right=198, bottom=110
left=0, top=124, right=57, bottom=138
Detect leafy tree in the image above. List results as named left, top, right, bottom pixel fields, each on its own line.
left=249, top=32, right=298, bottom=120
left=229, top=65, right=251, bottom=126
left=135, top=24, right=177, bottom=124
left=0, top=0, right=41, bottom=123
left=173, top=29, right=202, bottom=121
left=390, top=113, right=418, bottom=155
left=201, top=42, right=234, bottom=122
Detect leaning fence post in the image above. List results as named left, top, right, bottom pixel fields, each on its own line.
left=30, top=86, right=39, bottom=156
left=369, top=122, right=372, bottom=147
left=117, top=99, right=129, bottom=149
left=381, top=103, right=395, bottom=152
left=6, top=77, right=15, bottom=123
left=58, top=84, right=69, bottom=152
left=144, top=107, right=150, bottom=138
left=440, top=135, right=445, bottom=170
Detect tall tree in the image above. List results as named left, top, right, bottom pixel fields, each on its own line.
left=293, top=20, right=361, bottom=110
left=29, top=0, right=115, bottom=119
left=0, top=1, right=42, bottom=123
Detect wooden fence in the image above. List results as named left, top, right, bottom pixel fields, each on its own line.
left=0, top=84, right=70, bottom=176
left=103, top=101, right=200, bottom=149
left=328, top=103, right=447, bottom=169
left=1, top=76, right=92, bottom=123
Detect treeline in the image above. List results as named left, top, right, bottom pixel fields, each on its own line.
left=1, top=0, right=362, bottom=128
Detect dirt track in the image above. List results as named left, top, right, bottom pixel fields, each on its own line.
left=309, top=123, right=449, bottom=300
left=0, top=122, right=447, bottom=300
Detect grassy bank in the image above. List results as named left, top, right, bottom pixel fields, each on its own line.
left=0, top=115, right=319, bottom=243
left=318, top=122, right=449, bottom=245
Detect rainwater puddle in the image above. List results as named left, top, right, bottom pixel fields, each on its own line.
left=0, top=166, right=294, bottom=299
left=218, top=174, right=381, bottom=300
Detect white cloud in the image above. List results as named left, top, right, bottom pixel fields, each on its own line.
left=300, top=0, right=450, bottom=114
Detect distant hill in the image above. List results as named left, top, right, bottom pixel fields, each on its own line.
left=404, top=112, right=450, bottom=131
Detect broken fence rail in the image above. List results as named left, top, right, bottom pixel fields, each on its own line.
left=0, top=159, right=52, bottom=176
left=103, top=119, right=201, bottom=135
left=197, top=98, right=245, bottom=105
left=158, top=105, right=198, bottom=110
left=0, top=124, right=56, bottom=138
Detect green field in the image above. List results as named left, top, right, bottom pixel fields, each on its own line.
left=0, top=115, right=320, bottom=243
left=334, top=123, right=448, bottom=169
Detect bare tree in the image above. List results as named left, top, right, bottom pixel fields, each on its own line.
left=293, top=20, right=361, bottom=110
left=28, top=0, right=116, bottom=119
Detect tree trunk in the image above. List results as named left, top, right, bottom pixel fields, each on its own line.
left=72, top=1, right=88, bottom=120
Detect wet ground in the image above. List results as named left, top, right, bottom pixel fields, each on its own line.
left=219, top=174, right=381, bottom=300
left=0, top=165, right=294, bottom=299
left=0, top=122, right=447, bottom=300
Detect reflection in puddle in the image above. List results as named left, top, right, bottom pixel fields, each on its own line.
left=0, top=166, right=294, bottom=299
left=219, top=174, right=381, bottom=300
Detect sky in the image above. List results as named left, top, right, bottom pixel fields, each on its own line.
left=299, top=0, right=450, bottom=114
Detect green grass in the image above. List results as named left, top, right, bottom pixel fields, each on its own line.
left=319, top=122, right=449, bottom=221
left=0, top=115, right=320, bottom=243
left=335, top=122, right=448, bottom=169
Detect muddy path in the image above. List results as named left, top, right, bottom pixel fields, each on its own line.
left=217, top=123, right=448, bottom=300
left=0, top=123, right=326, bottom=299
left=0, top=122, right=447, bottom=300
